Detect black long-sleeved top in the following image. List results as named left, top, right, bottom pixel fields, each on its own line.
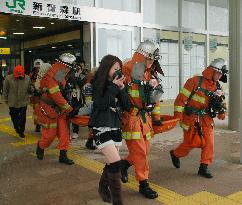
left=89, top=81, right=131, bottom=128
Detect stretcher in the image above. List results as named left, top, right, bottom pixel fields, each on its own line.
left=70, top=115, right=179, bottom=134
left=153, top=115, right=179, bottom=135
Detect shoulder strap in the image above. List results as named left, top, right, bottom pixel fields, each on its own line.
left=187, top=76, right=218, bottom=104
left=187, top=76, right=203, bottom=102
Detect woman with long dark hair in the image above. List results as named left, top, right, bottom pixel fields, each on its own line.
left=89, top=55, right=130, bottom=205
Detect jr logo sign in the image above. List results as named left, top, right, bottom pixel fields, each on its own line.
left=5, top=0, right=26, bottom=13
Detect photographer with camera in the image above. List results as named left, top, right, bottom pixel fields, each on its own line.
left=69, top=60, right=91, bottom=140
left=170, top=58, right=228, bottom=178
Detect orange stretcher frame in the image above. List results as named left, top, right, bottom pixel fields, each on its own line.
left=70, top=115, right=179, bottom=134
left=70, top=115, right=90, bottom=127
left=153, top=115, right=179, bottom=135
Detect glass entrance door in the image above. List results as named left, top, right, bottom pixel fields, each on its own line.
left=95, top=23, right=134, bottom=65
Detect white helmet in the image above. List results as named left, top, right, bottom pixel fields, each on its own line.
left=34, top=59, right=44, bottom=68
left=35, top=63, right=52, bottom=90
left=136, top=40, right=160, bottom=60
left=210, top=58, right=226, bottom=73
left=38, top=63, right=52, bottom=79
left=57, top=53, right=76, bottom=68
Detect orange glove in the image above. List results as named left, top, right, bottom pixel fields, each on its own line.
left=65, top=106, right=73, bottom=114
left=217, top=113, right=225, bottom=120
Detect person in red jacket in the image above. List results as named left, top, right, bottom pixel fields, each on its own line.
left=35, top=53, right=78, bottom=165
left=170, top=58, right=228, bottom=178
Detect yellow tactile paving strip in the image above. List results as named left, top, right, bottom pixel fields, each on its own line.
left=45, top=147, right=184, bottom=205
left=228, top=192, right=242, bottom=203
left=0, top=123, right=39, bottom=146
left=1, top=116, right=242, bottom=204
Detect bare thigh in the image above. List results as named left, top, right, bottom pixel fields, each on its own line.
left=101, top=144, right=121, bottom=164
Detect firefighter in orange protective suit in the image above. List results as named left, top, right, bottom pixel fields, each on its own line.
left=35, top=53, right=78, bottom=165
left=120, top=40, right=164, bottom=199
left=170, top=58, right=228, bottom=178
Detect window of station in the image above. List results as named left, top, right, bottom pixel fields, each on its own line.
left=73, top=0, right=95, bottom=7
left=209, top=0, right=228, bottom=33
left=96, top=0, right=140, bottom=13
left=182, top=32, right=206, bottom=84
left=134, top=27, right=141, bottom=55
left=209, top=35, right=229, bottom=96
left=143, top=0, right=178, bottom=27
left=143, top=28, right=179, bottom=100
left=97, top=26, right=134, bottom=63
left=160, top=31, right=179, bottom=100
left=182, top=0, right=206, bottom=30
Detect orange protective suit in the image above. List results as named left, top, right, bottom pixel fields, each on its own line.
left=173, top=67, right=225, bottom=165
left=35, top=62, right=73, bottom=151
left=122, top=52, right=161, bottom=181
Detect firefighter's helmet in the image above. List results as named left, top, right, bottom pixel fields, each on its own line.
left=210, top=58, right=229, bottom=83
left=57, top=53, right=76, bottom=68
left=210, top=58, right=226, bottom=73
left=136, top=40, right=160, bottom=60
left=33, top=59, right=43, bottom=68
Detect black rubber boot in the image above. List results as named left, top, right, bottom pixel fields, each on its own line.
left=59, top=150, right=75, bottom=165
left=98, top=164, right=111, bottom=203
left=120, top=159, right=131, bottom=183
left=36, top=142, right=44, bottom=160
left=108, top=161, right=123, bottom=205
left=170, top=150, right=180, bottom=168
left=198, top=163, right=213, bottom=178
left=139, top=180, right=158, bottom=199
left=85, top=138, right=96, bottom=150
left=35, top=124, right=41, bottom=132
left=18, top=132, right=25, bottom=138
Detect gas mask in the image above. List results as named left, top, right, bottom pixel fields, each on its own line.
left=207, top=92, right=226, bottom=118
left=148, top=84, right=164, bottom=104
left=143, top=80, right=164, bottom=111
left=219, top=65, right=229, bottom=83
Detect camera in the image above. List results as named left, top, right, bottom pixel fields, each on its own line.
left=113, top=70, right=123, bottom=80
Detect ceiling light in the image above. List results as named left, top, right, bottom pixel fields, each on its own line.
left=29, top=50, right=32, bottom=53
left=50, top=22, right=55, bottom=25
left=13, top=32, right=24, bottom=35
left=52, top=46, right=56, bottom=49
left=67, top=44, right=72, bottom=47
left=16, top=19, right=20, bottom=22
left=33, top=26, right=45, bottom=29
left=0, top=37, right=7, bottom=39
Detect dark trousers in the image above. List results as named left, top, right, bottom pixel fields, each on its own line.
left=9, top=106, right=27, bottom=134
left=71, top=97, right=80, bottom=134
left=72, top=123, right=79, bottom=134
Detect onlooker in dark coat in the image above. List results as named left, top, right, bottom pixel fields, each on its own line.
left=3, top=65, right=31, bottom=138
left=0, top=67, right=4, bottom=95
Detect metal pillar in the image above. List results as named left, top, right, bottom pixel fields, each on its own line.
left=228, top=0, right=242, bottom=163
left=240, top=0, right=242, bottom=164
left=178, top=0, right=183, bottom=89
left=228, top=0, right=240, bottom=132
